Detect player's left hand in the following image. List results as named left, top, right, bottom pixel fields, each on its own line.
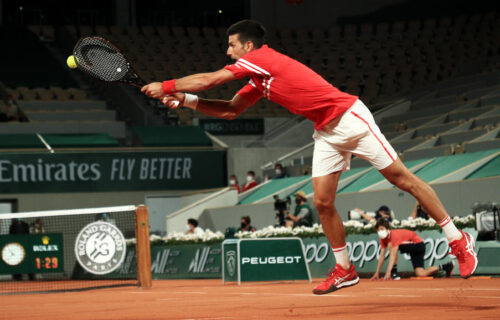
left=383, top=273, right=391, bottom=280
left=141, top=82, right=164, bottom=99
left=161, top=93, right=185, bottom=109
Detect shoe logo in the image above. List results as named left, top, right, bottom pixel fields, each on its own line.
left=464, top=234, right=476, bottom=256
left=334, top=272, right=351, bottom=285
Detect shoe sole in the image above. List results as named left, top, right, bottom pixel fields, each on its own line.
left=462, top=232, right=478, bottom=279
left=312, top=276, right=360, bottom=295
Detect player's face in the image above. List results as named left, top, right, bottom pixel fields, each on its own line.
left=227, top=34, right=248, bottom=60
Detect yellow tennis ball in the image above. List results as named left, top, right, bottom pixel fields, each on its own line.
left=67, top=55, right=77, bottom=69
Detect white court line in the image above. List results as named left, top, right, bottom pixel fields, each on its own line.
left=380, top=294, right=422, bottom=298
left=462, top=295, right=500, bottom=299
left=261, top=292, right=354, bottom=297
left=182, top=318, right=234, bottom=320
left=238, top=292, right=257, bottom=295
left=376, top=287, right=500, bottom=292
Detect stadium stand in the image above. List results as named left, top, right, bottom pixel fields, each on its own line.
left=49, top=11, right=499, bottom=126
left=240, top=149, right=500, bottom=205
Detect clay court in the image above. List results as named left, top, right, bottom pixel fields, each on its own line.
left=1, top=278, right=499, bottom=319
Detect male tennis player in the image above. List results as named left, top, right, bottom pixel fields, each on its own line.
left=141, top=20, right=477, bottom=294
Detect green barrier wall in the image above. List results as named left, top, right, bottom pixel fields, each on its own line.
left=101, top=229, right=495, bottom=280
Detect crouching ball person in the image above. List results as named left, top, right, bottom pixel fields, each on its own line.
left=371, top=219, right=455, bottom=280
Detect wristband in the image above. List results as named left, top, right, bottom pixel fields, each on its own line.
left=162, top=79, right=176, bottom=94
left=183, top=93, right=199, bottom=109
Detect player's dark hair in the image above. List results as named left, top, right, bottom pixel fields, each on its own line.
left=226, top=20, right=266, bottom=48
left=247, top=170, right=255, bottom=176
left=188, top=218, right=198, bottom=227
left=375, top=218, right=391, bottom=230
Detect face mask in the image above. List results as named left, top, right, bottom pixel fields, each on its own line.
left=246, top=176, right=253, bottom=182
left=241, top=222, right=247, bottom=228
left=295, top=198, right=301, bottom=205
left=377, top=229, right=389, bottom=239
left=186, top=225, right=191, bottom=231
left=275, top=169, right=282, bottom=175
left=229, top=179, right=236, bottom=185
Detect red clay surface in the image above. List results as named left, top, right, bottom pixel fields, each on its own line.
left=1, top=278, right=500, bottom=319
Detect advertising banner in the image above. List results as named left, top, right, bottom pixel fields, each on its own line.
left=222, top=238, right=310, bottom=284
left=103, top=229, right=481, bottom=280
left=0, top=150, right=226, bottom=193
left=115, top=243, right=222, bottom=279
left=199, top=119, right=264, bottom=135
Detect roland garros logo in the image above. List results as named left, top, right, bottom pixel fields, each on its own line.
left=75, top=221, right=126, bottom=275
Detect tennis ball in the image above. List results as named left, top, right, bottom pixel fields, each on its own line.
left=67, top=55, right=77, bottom=69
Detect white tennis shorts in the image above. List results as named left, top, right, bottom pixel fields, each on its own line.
left=312, top=99, right=398, bottom=177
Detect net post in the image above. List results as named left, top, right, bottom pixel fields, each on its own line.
left=135, top=205, right=152, bottom=289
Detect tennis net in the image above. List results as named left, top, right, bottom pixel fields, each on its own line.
left=0, top=205, right=151, bottom=294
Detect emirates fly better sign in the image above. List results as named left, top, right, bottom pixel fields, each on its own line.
left=0, top=150, right=226, bottom=193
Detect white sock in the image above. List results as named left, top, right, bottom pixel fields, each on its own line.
left=438, top=215, right=462, bottom=242
left=332, top=245, right=350, bottom=270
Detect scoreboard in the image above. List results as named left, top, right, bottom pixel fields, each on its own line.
left=0, top=233, right=64, bottom=274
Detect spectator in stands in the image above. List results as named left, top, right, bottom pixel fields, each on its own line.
left=228, top=174, right=241, bottom=193
left=237, top=216, right=255, bottom=232
left=286, top=191, right=313, bottom=227
left=186, top=218, right=204, bottom=236
left=242, top=170, right=258, bottom=192
left=371, top=219, right=454, bottom=280
left=410, top=201, right=429, bottom=220
left=351, top=205, right=392, bottom=222
left=274, top=163, right=288, bottom=179
left=31, top=218, right=45, bottom=234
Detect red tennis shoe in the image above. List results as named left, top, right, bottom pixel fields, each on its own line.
left=313, top=264, right=359, bottom=295
left=449, top=231, right=478, bottom=278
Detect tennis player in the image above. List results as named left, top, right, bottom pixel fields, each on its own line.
left=141, top=20, right=478, bottom=294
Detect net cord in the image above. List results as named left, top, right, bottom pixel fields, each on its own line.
left=0, top=205, right=137, bottom=220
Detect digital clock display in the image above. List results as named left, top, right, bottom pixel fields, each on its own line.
left=35, top=257, right=59, bottom=270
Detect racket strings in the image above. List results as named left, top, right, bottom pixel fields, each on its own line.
left=73, top=37, right=130, bottom=82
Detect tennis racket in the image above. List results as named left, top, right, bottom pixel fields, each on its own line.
left=72, top=36, right=146, bottom=88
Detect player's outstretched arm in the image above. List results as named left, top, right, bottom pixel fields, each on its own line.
left=141, top=69, right=236, bottom=99
left=163, top=92, right=254, bottom=120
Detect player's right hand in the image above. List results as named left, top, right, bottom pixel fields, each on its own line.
left=370, top=273, right=380, bottom=280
